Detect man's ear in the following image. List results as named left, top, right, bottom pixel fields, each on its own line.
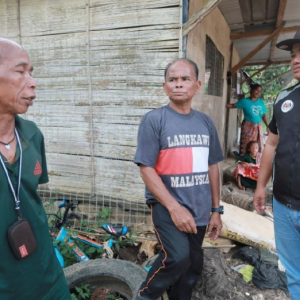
left=194, top=81, right=202, bottom=95
left=162, top=82, right=167, bottom=94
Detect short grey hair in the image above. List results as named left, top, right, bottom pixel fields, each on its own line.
left=164, top=58, right=199, bottom=80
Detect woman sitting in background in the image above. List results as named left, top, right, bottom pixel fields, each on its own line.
left=233, top=141, right=262, bottom=191
left=226, top=83, right=268, bottom=156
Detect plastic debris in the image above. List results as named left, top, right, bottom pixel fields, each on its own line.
left=232, top=246, right=288, bottom=292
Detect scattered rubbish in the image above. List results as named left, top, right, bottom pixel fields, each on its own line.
left=232, top=246, right=288, bottom=293
left=138, top=240, right=158, bottom=258
left=232, top=264, right=254, bottom=282
left=252, top=263, right=287, bottom=292
left=220, top=201, right=275, bottom=251
left=278, top=259, right=286, bottom=272
left=203, top=236, right=235, bottom=253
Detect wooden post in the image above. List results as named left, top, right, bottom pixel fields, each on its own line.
left=224, top=43, right=234, bottom=157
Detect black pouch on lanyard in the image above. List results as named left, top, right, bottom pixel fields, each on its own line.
left=7, top=218, right=37, bottom=259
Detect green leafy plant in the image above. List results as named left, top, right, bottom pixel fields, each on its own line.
left=54, top=234, right=104, bottom=267
left=96, top=209, right=113, bottom=227
left=106, top=293, right=126, bottom=300
left=70, top=283, right=92, bottom=300
left=113, top=229, right=137, bottom=252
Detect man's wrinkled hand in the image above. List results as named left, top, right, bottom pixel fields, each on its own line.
left=169, top=206, right=197, bottom=234
left=207, top=213, right=222, bottom=241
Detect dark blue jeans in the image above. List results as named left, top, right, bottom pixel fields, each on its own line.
left=137, top=203, right=206, bottom=300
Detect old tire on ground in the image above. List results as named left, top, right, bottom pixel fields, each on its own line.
left=64, top=259, right=147, bottom=299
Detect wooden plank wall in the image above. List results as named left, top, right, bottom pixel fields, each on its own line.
left=0, top=0, right=180, bottom=226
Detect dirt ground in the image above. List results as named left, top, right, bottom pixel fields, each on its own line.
left=191, top=247, right=290, bottom=300
left=193, top=182, right=289, bottom=300
left=118, top=241, right=290, bottom=300
left=118, top=173, right=289, bottom=300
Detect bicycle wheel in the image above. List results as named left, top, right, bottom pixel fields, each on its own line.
left=64, top=259, right=146, bottom=299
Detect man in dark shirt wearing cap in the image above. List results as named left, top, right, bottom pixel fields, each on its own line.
left=254, top=29, right=300, bottom=299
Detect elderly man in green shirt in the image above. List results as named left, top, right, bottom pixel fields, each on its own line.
left=0, top=38, right=71, bottom=299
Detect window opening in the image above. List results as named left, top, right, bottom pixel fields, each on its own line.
left=205, top=36, right=224, bottom=96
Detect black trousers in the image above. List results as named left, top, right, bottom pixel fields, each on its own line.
left=138, top=203, right=206, bottom=300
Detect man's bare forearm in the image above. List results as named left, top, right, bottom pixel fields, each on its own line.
left=140, top=165, right=197, bottom=233
left=257, top=132, right=278, bottom=188
left=140, top=165, right=181, bottom=212
left=208, top=163, right=221, bottom=208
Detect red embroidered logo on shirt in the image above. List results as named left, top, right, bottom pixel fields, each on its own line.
left=19, top=245, right=28, bottom=258
left=34, top=161, right=42, bottom=175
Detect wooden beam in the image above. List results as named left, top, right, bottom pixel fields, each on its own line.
left=269, top=35, right=280, bottom=61
left=182, top=0, right=223, bottom=37
left=228, top=19, right=276, bottom=27
left=245, top=60, right=290, bottom=66
left=241, top=62, right=273, bottom=84
left=231, top=25, right=300, bottom=40
left=275, top=0, right=287, bottom=28
left=269, top=0, right=287, bottom=61
left=230, top=27, right=282, bottom=74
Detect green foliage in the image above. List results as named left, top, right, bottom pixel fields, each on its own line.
left=77, top=209, right=113, bottom=234
left=70, top=283, right=92, bottom=300
left=44, top=191, right=61, bottom=211
left=106, top=293, right=125, bottom=300
left=96, top=209, right=113, bottom=227
left=54, top=235, right=104, bottom=267
left=80, top=220, right=89, bottom=228
left=53, top=207, right=135, bottom=267
left=243, top=64, right=292, bottom=101
left=241, top=64, right=294, bottom=133
left=70, top=284, right=126, bottom=300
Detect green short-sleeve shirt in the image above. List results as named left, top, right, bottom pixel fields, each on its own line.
left=234, top=98, right=267, bottom=124
left=0, top=116, right=71, bottom=300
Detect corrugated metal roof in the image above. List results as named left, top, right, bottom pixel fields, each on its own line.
left=218, top=0, right=300, bottom=65
left=218, top=0, right=244, bottom=31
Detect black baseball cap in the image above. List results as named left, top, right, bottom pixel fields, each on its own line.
left=276, top=29, right=300, bottom=51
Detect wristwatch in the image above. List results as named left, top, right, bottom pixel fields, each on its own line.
left=211, top=206, right=224, bottom=214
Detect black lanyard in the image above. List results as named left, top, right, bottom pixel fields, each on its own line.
left=0, top=129, right=23, bottom=218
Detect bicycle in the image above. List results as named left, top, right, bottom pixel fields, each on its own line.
left=47, top=197, right=132, bottom=268
left=46, top=197, right=148, bottom=299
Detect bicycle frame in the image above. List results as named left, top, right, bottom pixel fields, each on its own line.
left=55, top=226, right=115, bottom=267
left=51, top=197, right=129, bottom=268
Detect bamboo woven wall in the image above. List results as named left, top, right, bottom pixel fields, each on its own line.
left=0, top=0, right=181, bottom=229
